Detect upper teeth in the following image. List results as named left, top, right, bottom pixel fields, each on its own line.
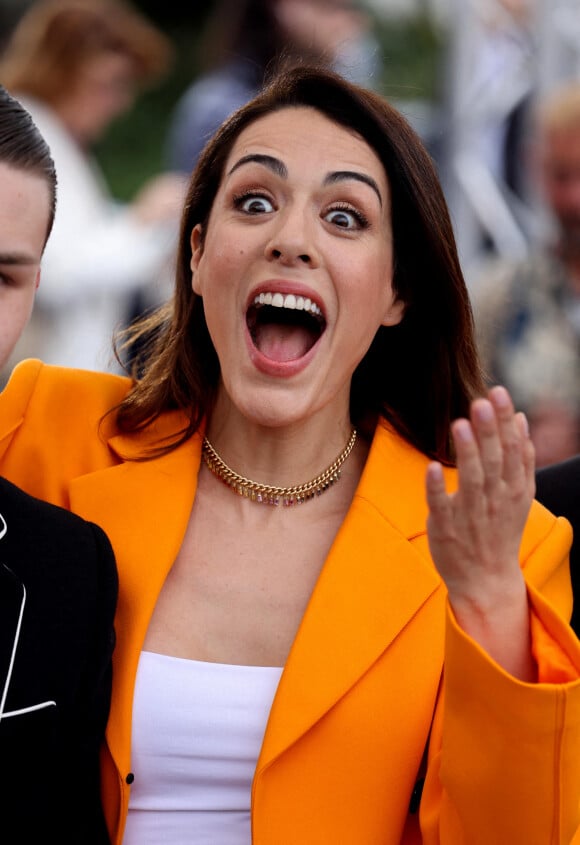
left=253, top=292, right=322, bottom=317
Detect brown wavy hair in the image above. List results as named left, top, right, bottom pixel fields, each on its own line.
left=113, top=63, right=486, bottom=464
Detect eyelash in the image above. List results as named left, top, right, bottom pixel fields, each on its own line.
left=233, top=190, right=274, bottom=213
left=327, top=202, right=369, bottom=230
left=232, top=190, right=370, bottom=230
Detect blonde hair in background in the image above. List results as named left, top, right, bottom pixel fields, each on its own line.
left=0, top=0, right=173, bottom=107
left=538, top=81, right=580, bottom=133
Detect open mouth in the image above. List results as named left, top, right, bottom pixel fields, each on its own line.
left=246, top=292, right=326, bottom=363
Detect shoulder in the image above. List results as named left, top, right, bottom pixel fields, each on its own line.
left=361, top=421, right=444, bottom=534
left=0, top=476, right=117, bottom=593
left=0, top=475, right=110, bottom=545
left=536, top=455, right=580, bottom=487
left=0, top=361, right=132, bottom=478
left=1, top=358, right=131, bottom=421
left=6, top=357, right=130, bottom=393
left=535, top=456, right=580, bottom=525
left=171, top=65, right=257, bottom=132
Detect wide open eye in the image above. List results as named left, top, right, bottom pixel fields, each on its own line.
left=324, top=205, right=368, bottom=230
left=235, top=193, right=275, bottom=215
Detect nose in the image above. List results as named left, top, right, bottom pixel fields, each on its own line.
left=269, top=248, right=311, bottom=264
left=264, top=207, right=319, bottom=267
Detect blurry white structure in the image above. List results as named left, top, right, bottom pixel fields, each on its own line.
left=442, top=0, right=580, bottom=276
left=441, top=0, right=534, bottom=271
left=535, top=0, right=580, bottom=93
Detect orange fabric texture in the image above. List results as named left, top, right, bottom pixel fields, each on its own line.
left=1, top=358, right=580, bottom=844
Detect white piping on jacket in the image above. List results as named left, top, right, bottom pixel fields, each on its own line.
left=0, top=511, right=56, bottom=722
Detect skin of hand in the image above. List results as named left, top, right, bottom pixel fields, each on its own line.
left=425, top=385, right=537, bottom=681
left=529, top=400, right=579, bottom=467
left=130, top=172, right=188, bottom=226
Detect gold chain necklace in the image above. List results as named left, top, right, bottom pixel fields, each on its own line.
left=202, top=428, right=357, bottom=507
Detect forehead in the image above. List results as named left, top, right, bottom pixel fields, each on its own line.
left=0, top=161, right=51, bottom=254
left=224, top=106, right=388, bottom=186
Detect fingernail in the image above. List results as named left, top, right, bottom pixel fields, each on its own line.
left=475, top=400, right=493, bottom=422
left=518, top=412, right=530, bottom=438
left=454, top=419, right=473, bottom=441
left=491, top=385, right=510, bottom=407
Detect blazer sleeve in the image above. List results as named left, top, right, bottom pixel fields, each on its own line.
left=420, top=513, right=580, bottom=844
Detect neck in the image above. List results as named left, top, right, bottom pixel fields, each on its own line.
left=203, top=427, right=358, bottom=507
left=53, top=101, right=94, bottom=148
left=206, top=419, right=360, bottom=489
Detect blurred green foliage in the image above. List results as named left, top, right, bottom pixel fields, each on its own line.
left=376, top=12, right=445, bottom=101
left=95, top=9, right=446, bottom=201
left=93, top=23, right=205, bottom=200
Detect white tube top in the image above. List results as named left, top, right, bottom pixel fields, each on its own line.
left=122, top=651, right=283, bottom=844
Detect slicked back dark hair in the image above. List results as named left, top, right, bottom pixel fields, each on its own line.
left=0, top=85, right=57, bottom=245
left=114, top=64, right=485, bottom=464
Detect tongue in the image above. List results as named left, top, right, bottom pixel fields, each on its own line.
left=255, top=323, right=314, bottom=362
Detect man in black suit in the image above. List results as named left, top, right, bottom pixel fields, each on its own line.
left=0, top=85, right=117, bottom=841
left=536, top=456, right=580, bottom=638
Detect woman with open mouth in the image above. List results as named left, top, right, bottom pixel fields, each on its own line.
left=0, top=64, right=579, bottom=844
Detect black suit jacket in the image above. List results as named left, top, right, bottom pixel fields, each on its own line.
left=535, top=456, right=580, bottom=637
left=0, top=477, right=117, bottom=843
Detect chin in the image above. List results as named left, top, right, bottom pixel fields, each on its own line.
left=241, top=397, right=307, bottom=430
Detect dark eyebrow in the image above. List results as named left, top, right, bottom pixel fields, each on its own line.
left=0, top=252, right=37, bottom=266
left=228, top=153, right=288, bottom=179
left=323, top=171, right=383, bottom=206
left=227, top=156, right=383, bottom=207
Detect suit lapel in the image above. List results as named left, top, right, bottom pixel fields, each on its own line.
left=258, top=423, right=452, bottom=767
left=0, top=564, right=25, bottom=717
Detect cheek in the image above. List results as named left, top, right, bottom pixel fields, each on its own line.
left=194, top=240, right=242, bottom=299
left=0, top=299, right=33, bottom=368
left=355, top=250, right=393, bottom=302
left=192, top=263, right=202, bottom=295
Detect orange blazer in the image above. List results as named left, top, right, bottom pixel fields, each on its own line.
left=1, top=359, right=580, bottom=845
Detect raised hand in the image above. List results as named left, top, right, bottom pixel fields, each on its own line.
left=425, top=385, right=537, bottom=679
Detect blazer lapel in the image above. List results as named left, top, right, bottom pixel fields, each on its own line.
left=69, top=413, right=202, bottom=773
left=258, top=423, right=452, bottom=767
left=0, top=359, right=43, bottom=459
left=63, top=413, right=453, bottom=774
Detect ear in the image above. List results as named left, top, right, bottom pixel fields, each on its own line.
left=190, top=224, right=204, bottom=294
left=381, top=296, right=405, bottom=327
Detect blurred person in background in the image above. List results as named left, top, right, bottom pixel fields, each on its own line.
left=471, top=80, right=580, bottom=467
left=0, top=84, right=117, bottom=842
left=535, top=453, right=580, bottom=636
left=165, top=0, right=382, bottom=175
left=0, top=0, right=186, bottom=374
left=466, top=0, right=534, bottom=203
